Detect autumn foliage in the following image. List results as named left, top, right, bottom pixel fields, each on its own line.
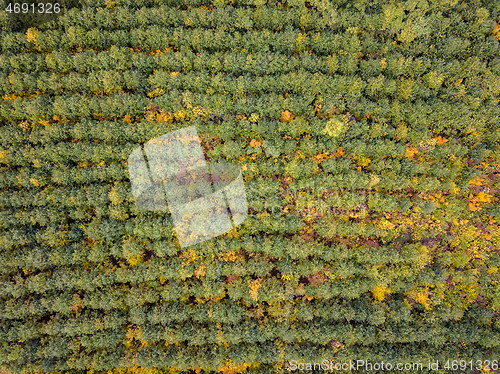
left=1, top=0, right=500, bottom=373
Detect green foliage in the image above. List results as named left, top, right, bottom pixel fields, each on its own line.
left=321, top=116, right=347, bottom=138
left=1, top=0, right=500, bottom=373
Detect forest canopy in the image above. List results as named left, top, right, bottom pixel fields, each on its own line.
left=0, top=0, right=500, bottom=373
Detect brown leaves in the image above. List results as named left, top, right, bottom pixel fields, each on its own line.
left=93, top=112, right=104, bottom=121
left=248, top=278, right=262, bottom=301
left=493, top=22, right=500, bottom=40
left=468, top=191, right=492, bottom=211
left=71, top=293, right=84, bottom=312
left=330, top=339, right=343, bottom=350
left=405, top=146, right=418, bottom=160
left=280, top=110, right=294, bottom=123
left=144, top=104, right=161, bottom=116
left=38, top=118, right=50, bottom=127
left=218, top=250, right=240, bottom=262
left=148, top=47, right=173, bottom=55
left=299, top=225, right=316, bottom=241
left=307, top=271, right=326, bottom=287
left=156, top=110, right=173, bottom=123
left=278, top=175, right=293, bottom=189
left=200, top=133, right=221, bottom=155
left=311, top=151, right=328, bottom=163
left=332, top=146, right=345, bottom=158
left=52, top=114, right=64, bottom=123
left=217, top=360, right=251, bottom=374
left=19, top=121, right=31, bottom=132
left=435, top=135, right=448, bottom=145
left=249, top=139, right=262, bottom=147
left=225, top=274, right=238, bottom=283
left=2, top=94, right=18, bottom=102
left=468, top=177, right=485, bottom=186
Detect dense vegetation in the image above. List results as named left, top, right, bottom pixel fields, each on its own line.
left=1, top=0, right=500, bottom=372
